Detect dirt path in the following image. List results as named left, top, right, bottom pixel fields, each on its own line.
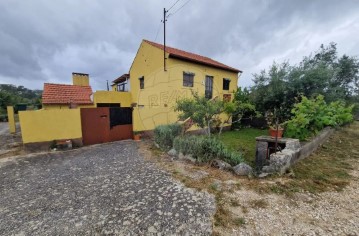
left=221, top=159, right=359, bottom=235
left=218, top=124, right=359, bottom=235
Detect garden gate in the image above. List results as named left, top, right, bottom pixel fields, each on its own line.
left=80, top=107, right=133, bottom=145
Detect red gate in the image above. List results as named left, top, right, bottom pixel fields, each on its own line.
left=80, top=107, right=133, bottom=145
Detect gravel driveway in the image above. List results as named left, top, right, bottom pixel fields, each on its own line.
left=0, top=141, right=215, bottom=235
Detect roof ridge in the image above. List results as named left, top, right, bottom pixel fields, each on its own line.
left=44, top=83, right=92, bottom=88
left=143, top=39, right=212, bottom=59
left=143, top=39, right=241, bottom=73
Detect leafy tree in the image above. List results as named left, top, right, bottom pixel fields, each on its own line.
left=285, top=95, right=353, bottom=140
left=0, top=84, right=42, bottom=114
left=251, top=42, right=359, bottom=119
left=175, top=91, right=229, bottom=136
left=231, top=87, right=258, bottom=128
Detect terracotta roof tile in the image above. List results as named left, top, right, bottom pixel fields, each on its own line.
left=42, top=83, right=93, bottom=105
left=143, top=39, right=242, bottom=73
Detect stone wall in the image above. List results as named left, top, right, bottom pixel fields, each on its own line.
left=257, top=127, right=334, bottom=175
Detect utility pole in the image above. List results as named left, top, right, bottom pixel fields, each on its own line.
left=163, top=8, right=167, bottom=71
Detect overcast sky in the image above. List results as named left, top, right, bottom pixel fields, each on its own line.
left=1, top=0, right=358, bottom=91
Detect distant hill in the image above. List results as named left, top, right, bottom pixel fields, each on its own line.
left=0, top=84, right=42, bottom=114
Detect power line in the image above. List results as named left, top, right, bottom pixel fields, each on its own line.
left=154, top=21, right=162, bottom=42
left=167, top=0, right=192, bottom=18
left=167, top=0, right=181, bottom=12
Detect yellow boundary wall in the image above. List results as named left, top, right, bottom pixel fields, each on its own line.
left=19, top=109, right=82, bottom=144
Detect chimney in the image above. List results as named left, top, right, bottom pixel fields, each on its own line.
left=72, top=72, right=89, bottom=86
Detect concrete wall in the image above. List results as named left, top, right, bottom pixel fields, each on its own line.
left=130, top=40, right=239, bottom=131
left=93, top=91, right=132, bottom=107
left=19, top=109, right=82, bottom=144
left=6, top=106, right=15, bottom=134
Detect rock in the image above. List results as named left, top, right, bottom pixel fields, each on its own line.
left=233, top=163, right=253, bottom=176
left=154, top=142, right=160, bottom=149
left=262, top=149, right=294, bottom=174
left=211, top=159, right=232, bottom=170
left=224, top=180, right=237, bottom=185
left=178, top=153, right=196, bottom=163
left=178, top=152, right=185, bottom=159
left=167, top=148, right=177, bottom=156
left=148, top=226, right=157, bottom=233
left=258, top=173, right=269, bottom=178
left=211, top=179, right=222, bottom=191
left=184, top=154, right=196, bottom=163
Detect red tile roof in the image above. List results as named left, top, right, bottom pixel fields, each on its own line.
left=42, top=83, right=93, bottom=105
left=143, top=39, right=242, bottom=73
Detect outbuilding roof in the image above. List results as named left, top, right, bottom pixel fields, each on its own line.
left=143, top=39, right=242, bottom=73
left=112, top=73, right=129, bottom=84
left=42, top=83, right=93, bottom=105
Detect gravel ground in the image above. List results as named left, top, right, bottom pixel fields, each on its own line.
left=223, top=159, right=359, bottom=235
left=0, top=141, right=215, bottom=235
left=0, top=123, right=22, bottom=156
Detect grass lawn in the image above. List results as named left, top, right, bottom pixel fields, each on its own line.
left=219, top=128, right=267, bottom=166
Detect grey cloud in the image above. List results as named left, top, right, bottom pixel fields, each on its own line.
left=0, top=0, right=358, bottom=90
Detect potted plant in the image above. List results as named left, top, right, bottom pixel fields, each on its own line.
left=266, top=110, right=284, bottom=139
left=133, top=131, right=141, bottom=141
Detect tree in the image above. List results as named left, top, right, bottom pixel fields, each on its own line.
left=0, top=84, right=43, bottom=114
left=251, top=62, right=291, bottom=119
left=174, top=91, right=228, bottom=136
left=231, top=87, right=258, bottom=128
left=250, top=42, right=359, bottom=119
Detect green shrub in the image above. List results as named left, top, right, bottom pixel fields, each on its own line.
left=285, top=95, right=353, bottom=140
left=173, top=135, right=243, bottom=166
left=154, top=123, right=182, bottom=151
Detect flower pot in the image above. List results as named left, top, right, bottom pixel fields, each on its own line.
left=133, top=134, right=141, bottom=141
left=269, top=128, right=284, bottom=139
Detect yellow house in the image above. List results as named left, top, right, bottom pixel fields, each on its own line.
left=19, top=40, right=241, bottom=145
left=119, top=39, right=242, bottom=132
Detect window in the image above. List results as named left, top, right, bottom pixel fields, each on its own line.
left=205, top=76, right=213, bottom=99
left=183, top=72, right=194, bottom=87
left=223, top=78, right=230, bottom=90
left=139, top=76, right=144, bottom=89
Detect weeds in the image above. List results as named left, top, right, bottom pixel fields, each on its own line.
left=249, top=199, right=268, bottom=209
left=233, top=217, right=246, bottom=226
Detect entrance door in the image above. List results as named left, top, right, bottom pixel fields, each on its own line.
left=205, top=76, right=213, bottom=99
left=81, top=107, right=109, bottom=145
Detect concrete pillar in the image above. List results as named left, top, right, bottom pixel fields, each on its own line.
left=7, top=106, right=16, bottom=134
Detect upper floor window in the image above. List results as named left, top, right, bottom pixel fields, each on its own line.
left=183, top=72, right=194, bottom=87
left=139, top=76, right=144, bottom=89
left=223, top=78, right=230, bottom=90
